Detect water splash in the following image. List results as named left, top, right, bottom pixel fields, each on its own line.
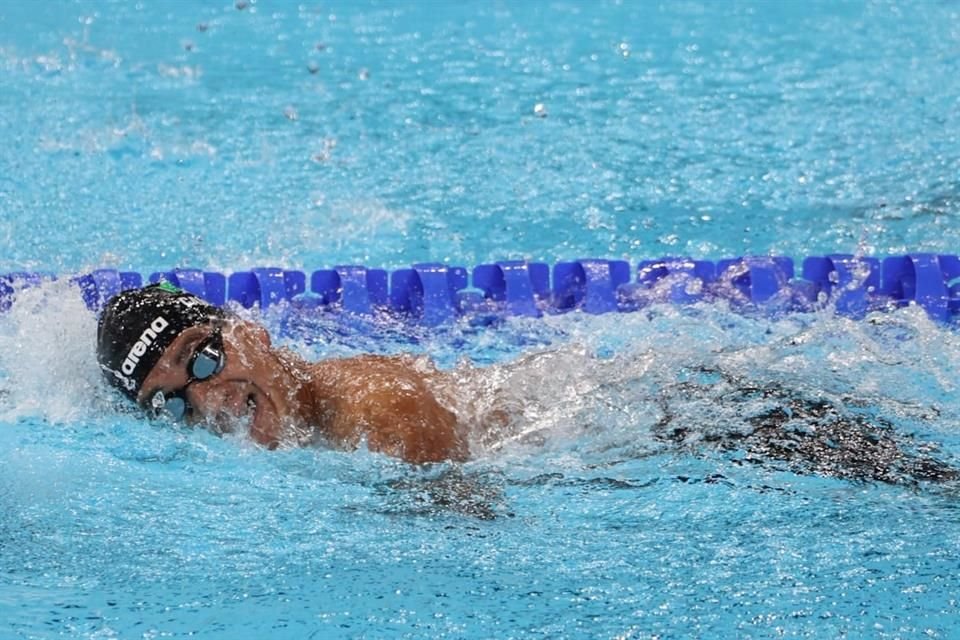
left=424, top=303, right=960, bottom=481
left=0, top=279, right=102, bottom=423
left=1, top=276, right=958, bottom=484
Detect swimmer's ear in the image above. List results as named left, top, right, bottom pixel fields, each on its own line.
left=226, top=319, right=272, bottom=348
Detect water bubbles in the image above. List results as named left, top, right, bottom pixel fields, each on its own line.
left=157, top=64, right=201, bottom=81
left=311, top=138, right=337, bottom=163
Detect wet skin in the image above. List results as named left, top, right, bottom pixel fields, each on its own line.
left=137, top=319, right=468, bottom=464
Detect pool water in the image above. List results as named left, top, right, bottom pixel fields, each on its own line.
left=2, top=1, right=960, bottom=638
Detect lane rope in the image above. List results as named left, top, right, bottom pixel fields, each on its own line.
left=3, top=254, right=958, bottom=325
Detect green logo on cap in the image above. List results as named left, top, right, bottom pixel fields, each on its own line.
left=157, top=281, right=183, bottom=294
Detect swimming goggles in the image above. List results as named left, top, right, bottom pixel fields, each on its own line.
left=145, top=328, right=226, bottom=421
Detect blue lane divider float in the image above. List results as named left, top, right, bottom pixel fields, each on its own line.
left=75, top=269, right=143, bottom=312
left=472, top=261, right=550, bottom=317
left=228, top=268, right=305, bottom=309
left=149, top=269, right=227, bottom=305
left=633, top=257, right=716, bottom=305
left=802, top=255, right=881, bottom=319
left=390, top=263, right=469, bottom=326
left=553, top=259, right=632, bottom=314
left=879, top=254, right=960, bottom=323
left=311, top=265, right=389, bottom=314
left=5, top=254, right=960, bottom=325
left=716, top=256, right=795, bottom=304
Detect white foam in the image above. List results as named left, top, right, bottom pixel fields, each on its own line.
left=439, top=302, right=960, bottom=463
left=0, top=279, right=102, bottom=423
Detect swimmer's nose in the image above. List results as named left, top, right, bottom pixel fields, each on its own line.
left=187, top=380, right=248, bottom=421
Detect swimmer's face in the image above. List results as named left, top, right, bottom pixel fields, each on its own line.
left=137, top=318, right=291, bottom=447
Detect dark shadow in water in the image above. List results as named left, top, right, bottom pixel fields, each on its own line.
left=654, top=367, right=959, bottom=487
left=376, top=468, right=509, bottom=521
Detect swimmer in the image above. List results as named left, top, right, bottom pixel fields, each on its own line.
left=97, top=282, right=468, bottom=463
left=97, top=283, right=958, bottom=486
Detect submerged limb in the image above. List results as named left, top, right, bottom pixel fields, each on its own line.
left=379, top=466, right=508, bottom=520
left=654, top=367, right=958, bottom=485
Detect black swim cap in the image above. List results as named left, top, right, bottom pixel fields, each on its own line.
left=97, top=282, right=224, bottom=401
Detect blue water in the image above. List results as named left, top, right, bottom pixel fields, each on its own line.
left=3, top=1, right=960, bottom=638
